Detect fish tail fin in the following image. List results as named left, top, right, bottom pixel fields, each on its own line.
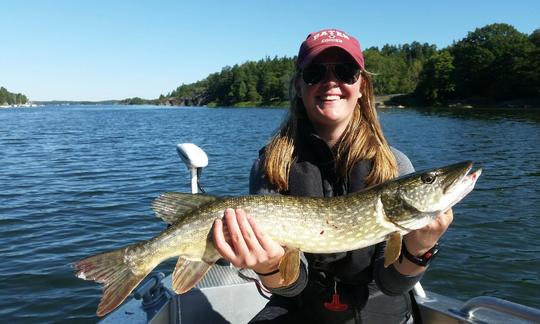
left=172, top=257, right=213, bottom=293
left=73, top=247, right=153, bottom=317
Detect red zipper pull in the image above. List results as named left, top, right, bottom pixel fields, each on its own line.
left=324, top=282, right=348, bottom=312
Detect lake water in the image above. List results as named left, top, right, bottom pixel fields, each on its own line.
left=0, top=105, right=539, bottom=323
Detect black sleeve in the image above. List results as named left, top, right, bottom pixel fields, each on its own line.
left=373, top=243, right=424, bottom=295
left=249, top=157, right=278, bottom=195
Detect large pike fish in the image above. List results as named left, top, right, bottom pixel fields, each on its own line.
left=74, top=161, right=481, bottom=316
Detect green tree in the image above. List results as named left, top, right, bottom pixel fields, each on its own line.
left=0, top=87, right=7, bottom=104
left=518, top=29, right=540, bottom=97
left=529, top=28, right=540, bottom=47
left=450, top=23, right=534, bottom=99
left=415, top=51, right=456, bottom=105
left=0, top=87, right=28, bottom=105
left=364, top=43, right=436, bottom=95
left=166, top=56, right=295, bottom=107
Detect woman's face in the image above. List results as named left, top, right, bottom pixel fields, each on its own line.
left=298, top=48, right=362, bottom=136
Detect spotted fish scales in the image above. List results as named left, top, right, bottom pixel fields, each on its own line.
left=74, top=161, right=481, bottom=316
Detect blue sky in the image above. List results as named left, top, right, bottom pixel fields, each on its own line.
left=1, top=0, right=538, bottom=101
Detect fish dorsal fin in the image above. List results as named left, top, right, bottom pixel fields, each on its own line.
left=172, top=257, right=212, bottom=294
left=152, top=192, right=219, bottom=224
left=384, top=232, right=402, bottom=267
left=278, top=248, right=301, bottom=286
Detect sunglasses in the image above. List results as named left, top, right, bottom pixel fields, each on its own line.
left=301, top=62, right=361, bottom=85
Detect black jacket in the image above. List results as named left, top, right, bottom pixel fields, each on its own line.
left=249, top=122, right=422, bottom=324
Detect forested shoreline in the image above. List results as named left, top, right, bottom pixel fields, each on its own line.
left=0, top=87, right=28, bottom=106
left=138, top=23, right=538, bottom=108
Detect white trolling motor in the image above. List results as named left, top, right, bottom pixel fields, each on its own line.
left=128, top=144, right=210, bottom=319
left=176, top=142, right=231, bottom=268
left=176, top=143, right=208, bottom=194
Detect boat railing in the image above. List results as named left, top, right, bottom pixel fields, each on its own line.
left=458, top=296, right=540, bottom=323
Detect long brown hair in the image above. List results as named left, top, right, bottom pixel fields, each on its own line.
left=263, top=70, right=398, bottom=192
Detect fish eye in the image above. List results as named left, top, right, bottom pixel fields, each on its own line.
left=421, top=173, right=436, bottom=184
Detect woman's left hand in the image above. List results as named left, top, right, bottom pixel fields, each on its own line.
left=403, top=208, right=453, bottom=256
left=393, top=209, right=453, bottom=275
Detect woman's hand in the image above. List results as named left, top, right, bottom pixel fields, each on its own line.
left=394, top=209, right=453, bottom=275
left=212, top=208, right=285, bottom=275
left=403, top=208, right=453, bottom=255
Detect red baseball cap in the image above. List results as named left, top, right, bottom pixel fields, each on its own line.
left=296, top=29, right=365, bottom=70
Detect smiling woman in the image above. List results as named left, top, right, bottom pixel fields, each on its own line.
left=296, top=48, right=363, bottom=146
left=209, top=29, right=456, bottom=324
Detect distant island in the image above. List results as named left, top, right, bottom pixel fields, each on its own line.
left=33, top=100, right=121, bottom=106
left=0, top=87, right=31, bottom=108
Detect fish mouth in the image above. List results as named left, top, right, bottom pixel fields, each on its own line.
left=442, top=161, right=472, bottom=192
left=442, top=161, right=482, bottom=206
left=389, top=161, right=482, bottom=232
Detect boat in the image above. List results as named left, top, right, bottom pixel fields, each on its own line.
left=100, top=143, right=540, bottom=324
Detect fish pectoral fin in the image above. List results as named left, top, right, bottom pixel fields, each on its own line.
left=152, top=192, right=219, bottom=224
left=278, top=248, right=301, bottom=286
left=172, top=257, right=213, bottom=294
left=384, top=232, right=402, bottom=268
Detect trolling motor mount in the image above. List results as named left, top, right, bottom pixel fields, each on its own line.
left=176, top=143, right=209, bottom=194
left=133, top=272, right=172, bottom=320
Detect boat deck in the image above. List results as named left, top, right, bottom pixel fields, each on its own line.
left=101, top=265, right=539, bottom=324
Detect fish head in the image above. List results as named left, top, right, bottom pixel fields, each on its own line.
left=381, top=161, right=481, bottom=231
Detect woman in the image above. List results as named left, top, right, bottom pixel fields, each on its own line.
left=213, top=29, right=453, bottom=323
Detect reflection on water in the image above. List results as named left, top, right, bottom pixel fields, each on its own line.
left=0, top=105, right=538, bottom=322
left=411, top=106, right=540, bottom=123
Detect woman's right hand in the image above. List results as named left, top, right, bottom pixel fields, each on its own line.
left=212, top=208, right=285, bottom=276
